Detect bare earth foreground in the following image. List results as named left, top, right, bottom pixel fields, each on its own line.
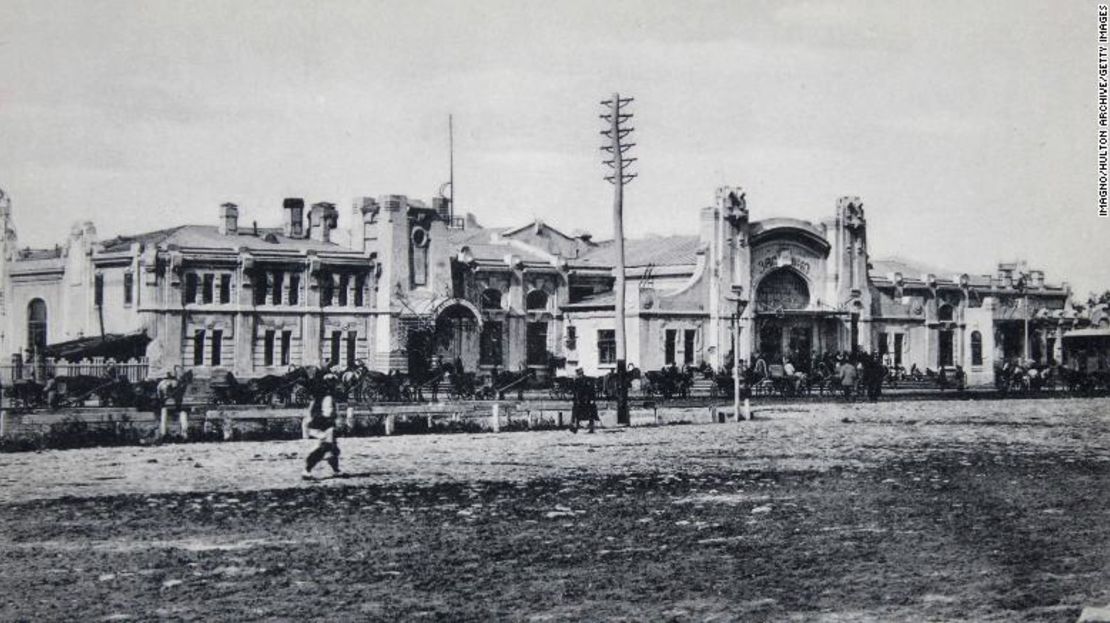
left=0, top=398, right=1108, bottom=622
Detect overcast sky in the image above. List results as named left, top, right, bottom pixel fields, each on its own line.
left=0, top=1, right=1105, bottom=295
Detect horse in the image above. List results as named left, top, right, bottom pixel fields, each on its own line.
left=156, top=370, right=194, bottom=411
left=248, top=366, right=314, bottom=406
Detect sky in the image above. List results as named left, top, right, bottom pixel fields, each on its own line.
left=0, top=0, right=1105, bottom=296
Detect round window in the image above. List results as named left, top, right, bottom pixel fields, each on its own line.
left=411, top=227, right=429, bottom=248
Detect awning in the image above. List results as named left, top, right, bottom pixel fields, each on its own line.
left=1062, top=328, right=1110, bottom=340
left=42, top=332, right=150, bottom=361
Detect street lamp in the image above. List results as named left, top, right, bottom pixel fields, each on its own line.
left=1015, top=273, right=1029, bottom=362
left=726, top=287, right=749, bottom=421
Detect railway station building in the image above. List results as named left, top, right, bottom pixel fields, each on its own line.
left=0, top=186, right=1084, bottom=387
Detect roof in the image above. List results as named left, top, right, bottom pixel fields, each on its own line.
left=445, top=224, right=556, bottom=265
left=574, top=235, right=703, bottom=268
left=99, top=226, right=188, bottom=253
left=100, top=225, right=354, bottom=255
left=869, top=256, right=956, bottom=279
left=500, top=219, right=577, bottom=241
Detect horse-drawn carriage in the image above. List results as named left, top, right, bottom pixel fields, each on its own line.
left=641, top=366, right=693, bottom=400
left=1060, top=328, right=1110, bottom=394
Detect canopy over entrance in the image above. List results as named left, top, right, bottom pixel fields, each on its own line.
left=42, top=332, right=151, bottom=361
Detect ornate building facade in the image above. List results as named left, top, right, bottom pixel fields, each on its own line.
left=0, top=186, right=1084, bottom=386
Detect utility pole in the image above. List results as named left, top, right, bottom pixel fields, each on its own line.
left=449, top=114, right=455, bottom=222
left=601, top=93, right=636, bottom=426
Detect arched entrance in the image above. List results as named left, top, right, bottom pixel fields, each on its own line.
left=433, top=302, right=482, bottom=371
left=27, top=299, right=47, bottom=353
left=754, top=269, right=814, bottom=364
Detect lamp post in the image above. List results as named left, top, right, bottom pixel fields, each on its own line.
left=1015, top=273, right=1029, bottom=362
left=726, top=287, right=749, bottom=420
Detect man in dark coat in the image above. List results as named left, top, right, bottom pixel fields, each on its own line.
left=570, top=368, right=598, bottom=434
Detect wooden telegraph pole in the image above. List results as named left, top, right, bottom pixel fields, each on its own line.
left=601, top=93, right=636, bottom=426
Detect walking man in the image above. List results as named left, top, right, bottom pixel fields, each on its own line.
left=302, top=394, right=343, bottom=479
left=570, top=368, right=598, bottom=434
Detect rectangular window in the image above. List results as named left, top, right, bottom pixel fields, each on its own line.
left=280, top=330, right=292, bottom=366
left=664, top=329, right=677, bottom=365
left=272, top=271, right=284, bottom=305
left=346, top=331, right=357, bottom=368
left=683, top=329, right=696, bottom=366
left=566, top=325, right=577, bottom=350
left=893, top=333, right=904, bottom=367
left=202, top=273, right=215, bottom=304
left=288, top=274, right=300, bottom=305
left=185, top=273, right=198, bottom=304
left=321, top=275, right=334, bottom=307
left=330, top=331, right=342, bottom=366
left=598, top=329, right=616, bottom=365
left=94, top=274, right=104, bottom=307
left=263, top=329, right=275, bottom=366
left=938, top=330, right=954, bottom=367
left=193, top=330, right=205, bottom=366
left=354, top=275, right=365, bottom=307
left=338, top=274, right=349, bottom=307
left=123, top=272, right=134, bottom=305
left=526, top=322, right=548, bottom=366
left=480, top=321, right=503, bottom=366
left=878, top=332, right=889, bottom=356
left=211, top=329, right=223, bottom=366
left=253, top=272, right=268, bottom=305
left=219, top=274, right=231, bottom=304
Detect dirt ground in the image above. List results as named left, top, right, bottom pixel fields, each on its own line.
left=0, top=397, right=1108, bottom=622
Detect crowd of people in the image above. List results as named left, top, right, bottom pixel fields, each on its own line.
left=729, top=349, right=967, bottom=401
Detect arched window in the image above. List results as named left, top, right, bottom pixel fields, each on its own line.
left=938, top=304, right=954, bottom=322
left=755, top=268, right=810, bottom=312
left=27, top=299, right=47, bottom=352
left=526, top=290, right=549, bottom=312
left=480, top=288, right=502, bottom=310
left=970, top=330, right=983, bottom=366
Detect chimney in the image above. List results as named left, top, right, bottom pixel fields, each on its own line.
left=308, top=202, right=338, bottom=243
left=218, top=203, right=239, bottom=236
left=350, top=197, right=379, bottom=253
left=283, top=198, right=305, bottom=238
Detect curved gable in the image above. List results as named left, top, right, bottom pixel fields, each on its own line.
left=749, top=218, right=830, bottom=256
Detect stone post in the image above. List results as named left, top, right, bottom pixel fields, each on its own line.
left=490, top=403, right=500, bottom=433
left=159, top=407, right=170, bottom=440
left=178, top=411, right=189, bottom=440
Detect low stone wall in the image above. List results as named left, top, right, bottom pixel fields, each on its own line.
left=0, top=400, right=746, bottom=448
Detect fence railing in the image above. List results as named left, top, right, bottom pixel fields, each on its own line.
left=0, top=357, right=149, bottom=385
